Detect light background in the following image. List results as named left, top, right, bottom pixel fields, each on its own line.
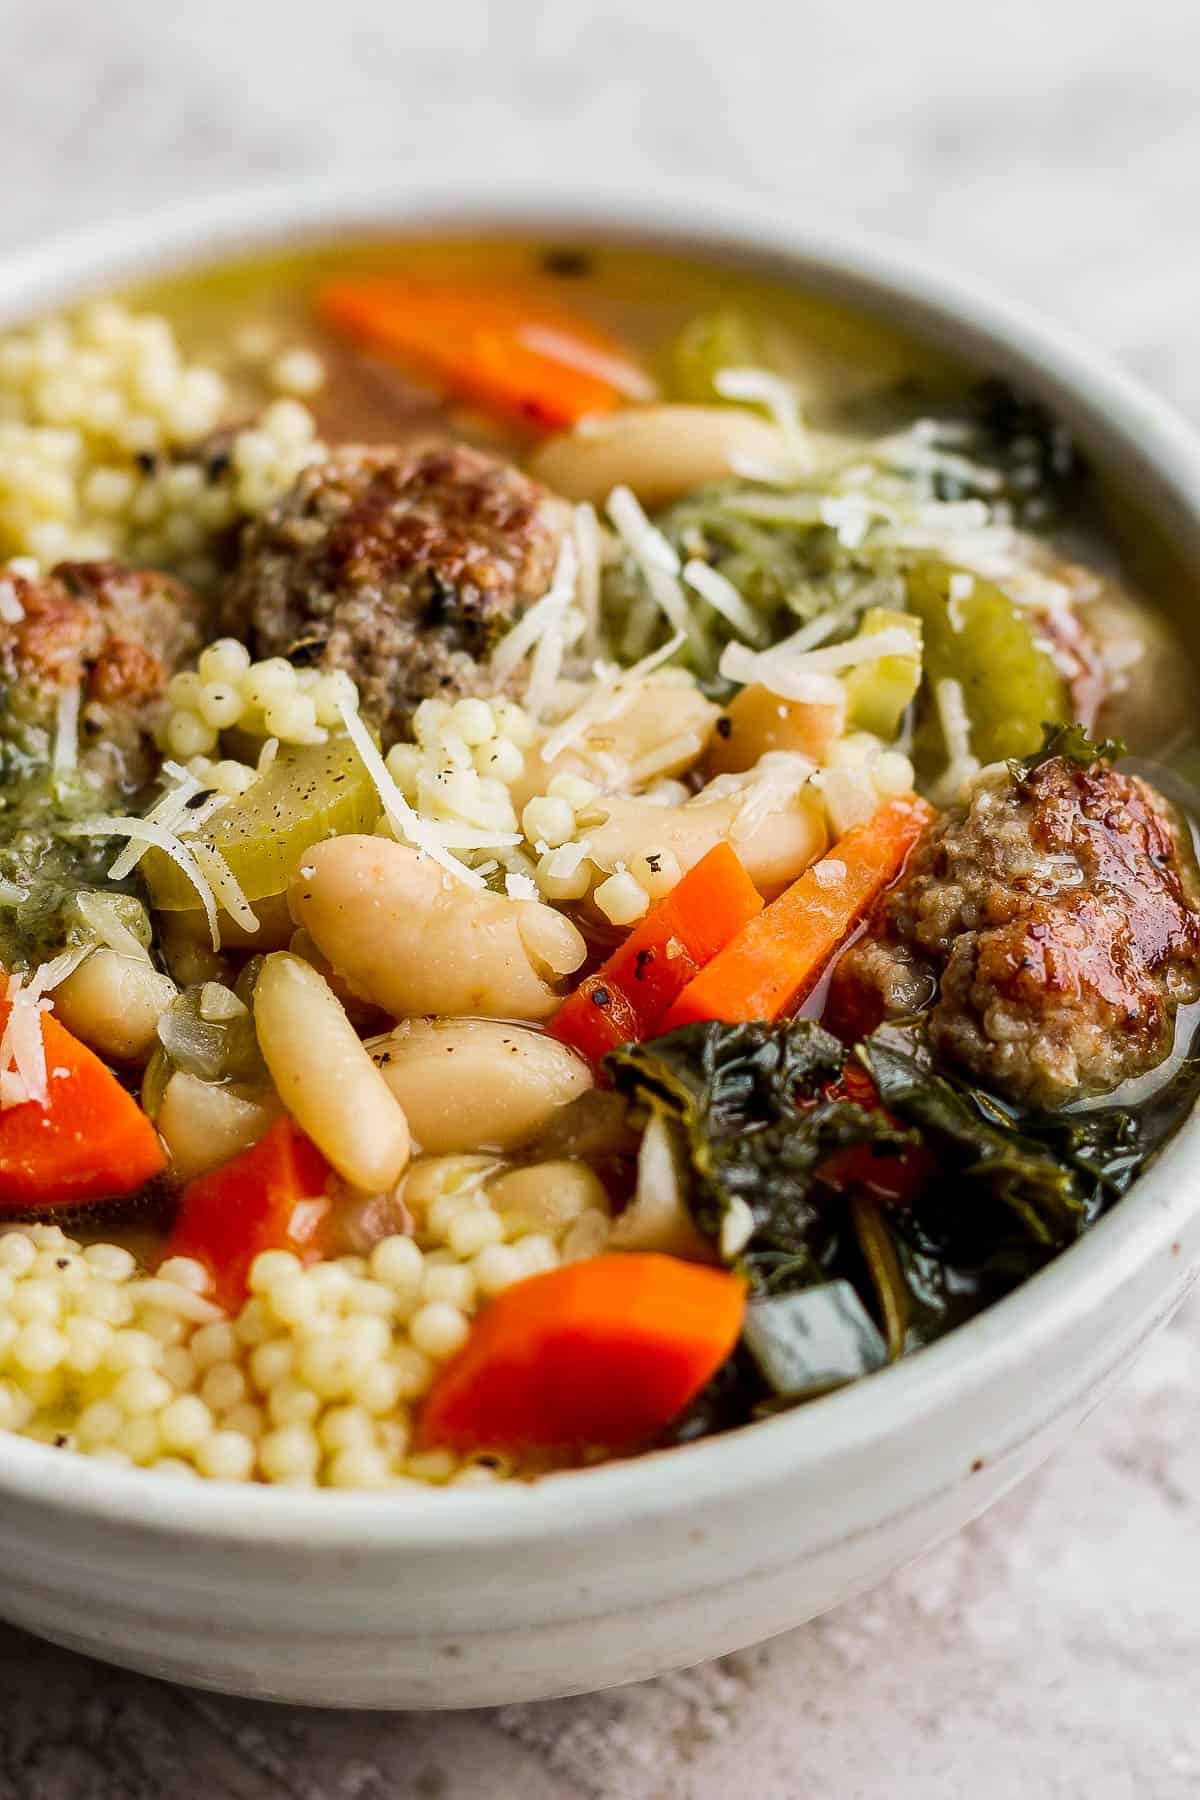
left=0, top=2, right=1197, bottom=1793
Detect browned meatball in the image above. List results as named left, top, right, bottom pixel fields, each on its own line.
left=0, top=559, right=206, bottom=790
left=222, top=442, right=570, bottom=740
left=828, top=757, right=1200, bottom=1108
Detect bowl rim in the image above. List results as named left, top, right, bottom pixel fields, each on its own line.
left=2, top=171, right=1199, bottom=1550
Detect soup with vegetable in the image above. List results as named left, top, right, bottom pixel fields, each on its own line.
left=0, top=236, right=1196, bottom=1488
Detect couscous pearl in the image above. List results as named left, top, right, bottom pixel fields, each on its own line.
left=200, top=1362, right=247, bottom=1413
left=11, top=1281, right=62, bottom=1324
left=259, top=1424, right=321, bottom=1484
left=248, top=1338, right=294, bottom=1392
left=472, top=1244, right=526, bottom=1297
left=267, top=1379, right=321, bottom=1427
left=75, top=1280, right=133, bottom=1326
left=63, top=1317, right=112, bottom=1376
left=420, top=1264, right=476, bottom=1312
left=222, top=1402, right=266, bottom=1443
left=344, top=1278, right=397, bottom=1318
left=116, top=1417, right=162, bottom=1464
left=353, top=1362, right=404, bottom=1417
left=446, top=1209, right=505, bottom=1259
left=0, top=1317, right=17, bottom=1359
left=390, top=1345, right=436, bottom=1399
left=294, top=1339, right=367, bottom=1401
left=13, top=1324, right=67, bottom=1374
left=327, top=1447, right=392, bottom=1490
left=112, top=1368, right=173, bottom=1415
left=0, top=1382, right=34, bottom=1432
left=369, top=1235, right=424, bottom=1292
left=104, top=1330, right=160, bottom=1372
left=409, top=1302, right=471, bottom=1361
left=0, top=1235, right=35, bottom=1276
left=190, top=1321, right=239, bottom=1368
left=248, top=1249, right=303, bottom=1293
left=157, top=1395, right=213, bottom=1453
left=234, top=1298, right=276, bottom=1347
left=160, top=1346, right=197, bottom=1389
left=198, top=638, right=251, bottom=684
left=76, top=1399, right=124, bottom=1448
left=194, top=1430, right=256, bottom=1482
left=318, top=1405, right=376, bottom=1454
left=513, top=1234, right=559, bottom=1277
left=153, top=1458, right=198, bottom=1480
left=140, top=1308, right=187, bottom=1348
left=263, top=1276, right=321, bottom=1329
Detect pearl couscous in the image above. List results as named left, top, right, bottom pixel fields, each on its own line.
left=0, top=234, right=1194, bottom=1487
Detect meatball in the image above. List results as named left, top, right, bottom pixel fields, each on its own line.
left=829, top=756, right=1200, bottom=1108
left=0, top=559, right=206, bottom=790
left=222, top=442, right=570, bottom=740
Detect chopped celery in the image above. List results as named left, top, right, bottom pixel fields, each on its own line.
left=141, top=737, right=380, bottom=911
left=842, top=607, right=922, bottom=740
left=666, top=309, right=779, bottom=405
left=905, top=560, right=1068, bottom=772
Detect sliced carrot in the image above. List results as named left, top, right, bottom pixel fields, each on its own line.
left=418, top=1253, right=746, bottom=1454
left=662, top=795, right=935, bottom=1031
left=319, top=278, right=641, bottom=432
left=0, top=1004, right=165, bottom=1209
left=549, top=842, right=764, bottom=1066
left=163, top=1117, right=331, bottom=1310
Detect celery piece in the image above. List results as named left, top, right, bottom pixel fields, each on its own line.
left=141, top=737, right=380, bottom=911
left=905, top=560, right=1068, bottom=772
left=666, top=310, right=776, bottom=405
left=842, top=607, right=923, bottom=740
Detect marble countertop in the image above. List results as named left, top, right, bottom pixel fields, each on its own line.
left=1, top=1, right=1199, bottom=1792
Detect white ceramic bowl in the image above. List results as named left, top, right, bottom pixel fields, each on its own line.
left=2, top=178, right=1199, bottom=1709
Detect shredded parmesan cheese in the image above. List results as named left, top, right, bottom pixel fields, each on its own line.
left=606, top=485, right=706, bottom=662
left=573, top=501, right=602, bottom=659
left=192, top=843, right=260, bottom=934
left=714, top=367, right=812, bottom=470
left=517, top=327, right=657, bottom=401
left=0, top=578, right=24, bottom=624
left=0, top=949, right=88, bottom=1110
left=337, top=698, right=483, bottom=888
left=51, top=683, right=80, bottom=776
left=540, top=630, right=686, bottom=764
left=682, top=559, right=765, bottom=643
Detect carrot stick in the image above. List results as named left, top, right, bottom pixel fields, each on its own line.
left=661, top=796, right=935, bottom=1031
left=163, top=1117, right=331, bottom=1309
left=549, top=842, right=763, bottom=1066
left=0, top=1004, right=165, bottom=1209
left=418, top=1253, right=746, bottom=1454
left=319, top=279, right=642, bottom=432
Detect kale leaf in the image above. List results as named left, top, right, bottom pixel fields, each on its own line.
left=606, top=1018, right=917, bottom=1291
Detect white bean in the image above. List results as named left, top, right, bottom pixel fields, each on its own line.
left=53, top=950, right=177, bottom=1063
left=253, top=952, right=411, bottom=1191
left=488, top=1160, right=610, bottom=1234
left=370, top=1020, right=591, bottom=1155
left=157, top=1072, right=278, bottom=1182
left=513, top=679, right=719, bottom=807
left=580, top=780, right=827, bottom=899
left=290, top=836, right=586, bottom=1021
left=528, top=405, right=788, bottom=508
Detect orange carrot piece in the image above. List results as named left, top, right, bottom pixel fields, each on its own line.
left=549, top=842, right=764, bottom=1066
left=319, top=279, right=639, bottom=431
left=418, top=1253, right=746, bottom=1454
left=164, top=1117, right=331, bottom=1309
left=662, top=796, right=935, bottom=1031
left=0, top=1004, right=165, bottom=1209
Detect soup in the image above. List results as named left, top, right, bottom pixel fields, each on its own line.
left=0, top=235, right=1196, bottom=1488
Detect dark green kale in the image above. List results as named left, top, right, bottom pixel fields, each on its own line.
left=606, top=1018, right=917, bottom=1291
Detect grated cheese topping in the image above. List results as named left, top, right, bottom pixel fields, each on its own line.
left=714, top=367, right=812, bottom=470
left=0, top=947, right=89, bottom=1111
left=517, top=326, right=658, bottom=402
left=606, top=485, right=706, bottom=662
left=337, top=698, right=484, bottom=888
left=64, top=816, right=222, bottom=949
left=682, top=559, right=765, bottom=643
left=540, top=630, right=686, bottom=764
left=51, top=684, right=80, bottom=776
left=0, top=577, right=24, bottom=624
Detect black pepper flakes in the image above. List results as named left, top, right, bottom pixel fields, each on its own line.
left=590, top=986, right=612, bottom=1010
left=540, top=247, right=593, bottom=279
left=715, top=716, right=733, bottom=739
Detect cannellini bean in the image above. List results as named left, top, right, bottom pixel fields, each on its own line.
left=707, top=686, right=846, bottom=777
left=157, top=1071, right=279, bottom=1182
left=610, top=1113, right=714, bottom=1260
left=290, top=835, right=586, bottom=1021
left=488, top=1160, right=610, bottom=1234
left=528, top=405, right=788, bottom=508
left=253, top=952, right=411, bottom=1191
left=580, top=779, right=827, bottom=900
left=513, top=679, right=719, bottom=806
left=370, top=1020, right=592, bottom=1155
left=53, top=950, right=177, bottom=1063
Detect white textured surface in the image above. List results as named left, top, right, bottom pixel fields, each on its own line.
left=1, top=1, right=1199, bottom=1791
